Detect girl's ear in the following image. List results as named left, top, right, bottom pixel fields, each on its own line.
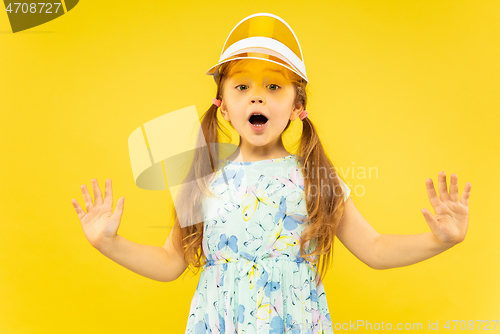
left=290, top=104, right=304, bottom=121
left=220, top=101, right=231, bottom=122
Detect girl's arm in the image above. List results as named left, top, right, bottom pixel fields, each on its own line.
left=336, top=172, right=471, bottom=270
left=97, top=226, right=187, bottom=282
left=73, top=178, right=187, bottom=282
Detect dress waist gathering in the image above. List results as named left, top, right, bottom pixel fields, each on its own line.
left=203, top=252, right=318, bottom=280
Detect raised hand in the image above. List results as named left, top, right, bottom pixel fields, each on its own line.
left=71, top=178, right=125, bottom=249
left=421, top=171, right=471, bottom=248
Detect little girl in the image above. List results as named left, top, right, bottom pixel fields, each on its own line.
left=71, top=13, right=472, bottom=334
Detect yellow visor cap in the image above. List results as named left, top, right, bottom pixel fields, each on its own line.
left=206, top=13, right=309, bottom=84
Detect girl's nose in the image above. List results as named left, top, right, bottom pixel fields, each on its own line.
left=250, top=95, right=265, bottom=105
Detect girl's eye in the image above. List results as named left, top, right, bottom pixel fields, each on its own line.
left=235, top=84, right=280, bottom=91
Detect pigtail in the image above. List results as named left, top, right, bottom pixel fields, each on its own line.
left=166, top=103, right=220, bottom=278
left=297, top=116, right=348, bottom=284
left=168, top=67, right=235, bottom=278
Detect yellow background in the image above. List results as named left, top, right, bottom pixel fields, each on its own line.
left=1, top=0, right=499, bottom=333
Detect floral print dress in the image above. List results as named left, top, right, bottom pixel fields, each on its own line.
left=184, top=154, right=351, bottom=334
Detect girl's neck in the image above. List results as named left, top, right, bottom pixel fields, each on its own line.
left=227, top=142, right=290, bottom=163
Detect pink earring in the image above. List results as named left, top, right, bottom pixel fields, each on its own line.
left=299, top=110, right=308, bottom=121
left=213, top=98, right=222, bottom=108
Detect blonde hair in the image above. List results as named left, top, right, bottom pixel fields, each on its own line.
left=169, top=59, right=348, bottom=283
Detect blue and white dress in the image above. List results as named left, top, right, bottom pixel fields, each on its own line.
left=185, top=154, right=351, bottom=334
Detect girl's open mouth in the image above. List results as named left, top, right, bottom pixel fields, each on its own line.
left=248, top=114, right=268, bottom=132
